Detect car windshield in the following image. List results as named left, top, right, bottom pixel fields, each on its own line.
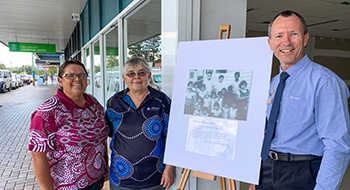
left=153, top=74, right=161, bottom=83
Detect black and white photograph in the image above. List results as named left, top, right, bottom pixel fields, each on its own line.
left=184, top=69, right=252, bottom=121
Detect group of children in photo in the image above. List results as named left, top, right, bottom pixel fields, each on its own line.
left=184, top=71, right=250, bottom=121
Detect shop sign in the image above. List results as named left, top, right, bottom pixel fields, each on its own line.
left=9, top=42, right=56, bottom=53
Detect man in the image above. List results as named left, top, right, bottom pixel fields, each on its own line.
left=232, top=71, right=241, bottom=94
left=215, top=74, right=226, bottom=93
left=253, top=10, right=350, bottom=190
left=202, top=70, right=214, bottom=93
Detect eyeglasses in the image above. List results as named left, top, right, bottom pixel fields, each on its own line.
left=125, top=71, right=148, bottom=78
left=62, top=73, right=88, bottom=79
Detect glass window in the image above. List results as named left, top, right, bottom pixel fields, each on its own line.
left=93, top=40, right=103, bottom=104
left=125, top=0, right=161, bottom=90
left=105, top=27, right=120, bottom=101
left=85, top=47, right=92, bottom=94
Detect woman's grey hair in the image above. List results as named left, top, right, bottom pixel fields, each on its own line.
left=268, top=10, right=308, bottom=38
left=123, top=57, right=151, bottom=75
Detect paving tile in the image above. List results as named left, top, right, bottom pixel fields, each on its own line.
left=0, top=181, right=6, bottom=187
left=14, top=183, right=25, bottom=190
left=23, top=185, right=34, bottom=190
left=0, top=85, right=58, bottom=188
left=5, top=181, right=15, bottom=189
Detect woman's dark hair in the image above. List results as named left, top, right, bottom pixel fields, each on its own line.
left=239, top=80, right=248, bottom=89
left=58, top=60, right=88, bottom=78
left=221, top=87, right=227, bottom=94
left=58, top=60, right=88, bottom=90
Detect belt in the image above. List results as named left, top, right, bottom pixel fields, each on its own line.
left=268, top=151, right=321, bottom=162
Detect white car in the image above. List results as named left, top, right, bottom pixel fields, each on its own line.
left=0, top=69, right=12, bottom=92
left=11, top=73, right=19, bottom=89
left=16, top=75, right=24, bottom=87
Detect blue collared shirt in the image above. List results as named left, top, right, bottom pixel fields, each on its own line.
left=266, top=55, right=350, bottom=190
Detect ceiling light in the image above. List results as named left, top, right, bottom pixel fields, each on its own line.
left=261, top=21, right=271, bottom=24
left=332, top=27, right=350, bottom=31
left=307, top=19, right=339, bottom=27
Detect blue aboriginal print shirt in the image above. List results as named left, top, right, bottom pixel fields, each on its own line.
left=106, top=86, right=171, bottom=189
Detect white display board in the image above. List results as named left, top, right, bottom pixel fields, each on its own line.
left=164, top=37, right=273, bottom=184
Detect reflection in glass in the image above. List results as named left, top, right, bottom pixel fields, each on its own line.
left=105, top=27, right=120, bottom=101
left=93, top=41, right=103, bottom=104
left=125, top=0, right=162, bottom=90
left=85, top=47, right=92, bottom=94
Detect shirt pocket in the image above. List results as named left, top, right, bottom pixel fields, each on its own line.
left=284, top=96, right=309, bottom=123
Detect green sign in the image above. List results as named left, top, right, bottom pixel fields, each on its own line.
left=86, top=46, right=118, bottom=56
left=8, top=42, right=56, bottom=53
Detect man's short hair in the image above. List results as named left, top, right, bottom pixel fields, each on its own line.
left=268, top=10, right=308, bottom=38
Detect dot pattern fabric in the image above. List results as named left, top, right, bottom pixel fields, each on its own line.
left=106, top=86, right=171, bottom=189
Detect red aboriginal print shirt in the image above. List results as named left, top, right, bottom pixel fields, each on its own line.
left=28, top=89, right=108, bottom=190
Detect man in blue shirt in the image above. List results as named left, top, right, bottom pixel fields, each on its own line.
left=253, top=10, right=350, bottom=190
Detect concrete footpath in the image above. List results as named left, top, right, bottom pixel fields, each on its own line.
left=0, top=84, right=109, bottom=190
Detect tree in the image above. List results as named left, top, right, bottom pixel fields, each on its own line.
left=94, top=65, right=101, bottom=74
left=0, top=63, right=7, bottom=69
left=106, top=56, right=119, bottom=71
left=128, top=35, right=161, bottom=66
left=23, top=65, right=34, bottom=74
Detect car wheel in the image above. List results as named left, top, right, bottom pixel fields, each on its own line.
left=8, top=85, right=11, bottom=91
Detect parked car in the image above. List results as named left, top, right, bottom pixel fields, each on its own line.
left=106, top=71, right=120, bottom=92
left=0, top=69, right=12, bottom=92
left=150, top=72, right=161, bottom=90
left=94, top=72, right=101, bottom=88
left=11, top=73, right=19, bottom=89
left=19, top=74, right=32, bottom=84
left=16, top=75, right=24, bottom=87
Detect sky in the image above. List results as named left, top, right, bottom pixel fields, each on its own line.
left=0, top=43, right=33, bottom=68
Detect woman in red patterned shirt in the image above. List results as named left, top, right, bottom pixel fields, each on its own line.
left=28, top=60, right=108, bottom=190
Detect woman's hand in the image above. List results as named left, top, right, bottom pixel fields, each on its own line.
left=249, top=184, right=256, bottom=190
left=160, top=165, right=175, bottom=190
left=103, top=169, right=109, bottom=182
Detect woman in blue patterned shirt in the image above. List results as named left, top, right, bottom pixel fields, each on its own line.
left=106, top=57, right=174, bottom=190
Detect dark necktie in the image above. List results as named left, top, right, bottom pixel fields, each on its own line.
left=261, top=72, right=290, bottom=161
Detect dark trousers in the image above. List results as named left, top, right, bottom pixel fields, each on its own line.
left=256, top=157, right=322, bottom=190
left=80, top=177, right=104, bottom=190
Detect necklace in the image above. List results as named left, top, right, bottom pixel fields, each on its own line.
left=128, top=89, right=149, bottom=108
